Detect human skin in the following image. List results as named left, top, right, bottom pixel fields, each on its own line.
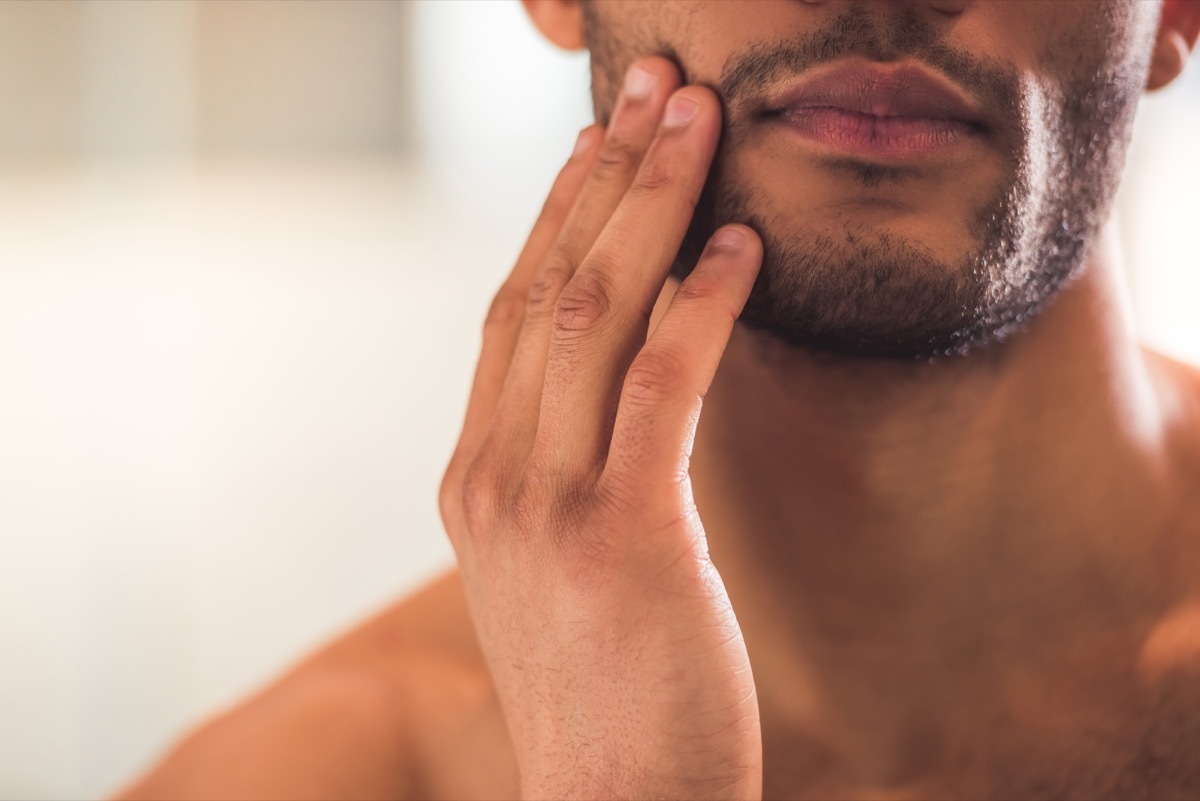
left=577, top=0, right=1165, bottom=360
left=112, top=2, right=1200, bottom=800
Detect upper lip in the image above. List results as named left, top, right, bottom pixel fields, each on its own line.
left=765, top=61, right=989, bottom=130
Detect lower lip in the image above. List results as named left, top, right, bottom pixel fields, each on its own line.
left=779, top=107, right=977, bottom=159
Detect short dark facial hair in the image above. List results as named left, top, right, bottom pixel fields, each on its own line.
left=582, top=2, right=1150, bottom=361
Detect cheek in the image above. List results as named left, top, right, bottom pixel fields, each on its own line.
left=1010, top=0, right=1153, bottom=98
left=966, top=0, right=1151, bottom=99
left=672, top=3, right=770, bottom=86
left=984, top=1, right=1151, bottom=222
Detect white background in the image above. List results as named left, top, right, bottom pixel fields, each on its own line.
left=0, top=2, right=1195, bottom=799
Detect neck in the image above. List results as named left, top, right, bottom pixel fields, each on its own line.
left=681, top=216, right=1189, bottom=782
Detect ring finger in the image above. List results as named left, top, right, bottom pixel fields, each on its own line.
left=486, top=56, right=683, bottom=461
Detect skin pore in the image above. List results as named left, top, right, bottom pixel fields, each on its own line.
left=568, top=0, right=1200, bottom=795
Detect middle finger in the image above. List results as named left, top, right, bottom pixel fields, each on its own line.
left=485, top=57, right=682, bottom=462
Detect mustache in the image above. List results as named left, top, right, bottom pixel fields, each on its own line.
left=712, top=3, right=1019, bottom=132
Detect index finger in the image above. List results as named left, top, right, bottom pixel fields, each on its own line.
left=532, top=86, right=724, bottom=473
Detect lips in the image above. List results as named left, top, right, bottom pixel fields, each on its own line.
left=761, top=61, right=989, bottom=159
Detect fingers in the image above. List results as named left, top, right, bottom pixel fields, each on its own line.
left=546, top=59, right=685, bottom=287
left=454, top=126, right=604, bottom=458
left=601, top=226, right=762, bottom=492
left=486, top=57, right=683, bottom=460
left=533, top=85, right=723, bottom=476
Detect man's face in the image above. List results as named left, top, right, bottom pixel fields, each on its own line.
left=582, top=0, right=1161, bottom=360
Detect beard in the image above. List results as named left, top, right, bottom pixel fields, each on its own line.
left=583, top=1, right=1152, bottom=361
left=673, top=153, right=1030, bottom=361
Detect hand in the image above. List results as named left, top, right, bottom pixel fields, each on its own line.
left=438, top=57, right=764, bottom=801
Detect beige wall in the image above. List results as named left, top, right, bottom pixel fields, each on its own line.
left=195, top=1, right=412, bottom=157
left=0, top=2, right=85, bottom=162
left=0, top=0, right=412, bottom=165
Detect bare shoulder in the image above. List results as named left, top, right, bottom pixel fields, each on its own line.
left=1142, top=345, right=1200, bottom=612
left=1145, top=347, right=1200, bottom=504
left=305, top=566, right=487, bottom=678
left=1146, top=347, right=1200, bottom=441
left=305, top=567, right=519, bottom=800
left=113, top=568, right=516, bottom=801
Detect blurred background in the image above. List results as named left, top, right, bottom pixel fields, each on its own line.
left=0, top=2, right=1195, bottom=798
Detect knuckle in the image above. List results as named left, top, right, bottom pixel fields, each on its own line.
left=552, top=270, right=614, bottom=339
left=671, top=275, right=719, bottom=304
left=671, top=277, right=740, bottom=325
left=507, top=477, right=544, bottom=534
left=628, top=161, right=673, bottom=198
left=526, top=256, right=573, bottom=319
left=483, top=282, right=526, bottom=331
left=505, top=461, right=633, bottom=591
left=623, top=347, right=691, bottom=406
left=508, top=471, right=583, bottom=550
left=517, top=461, right=596, bottom=524
left=593, top=137, right=642, bottom=179
left=518, top=471, right=616, bottom=577
left=459, top=457, right=506, bottom=533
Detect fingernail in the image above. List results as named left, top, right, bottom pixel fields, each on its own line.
left=623, top=64, right=657, bottom=101
left=710, top=227, right=746, bottom=252
left=663, top=94, right=699, bottom=129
